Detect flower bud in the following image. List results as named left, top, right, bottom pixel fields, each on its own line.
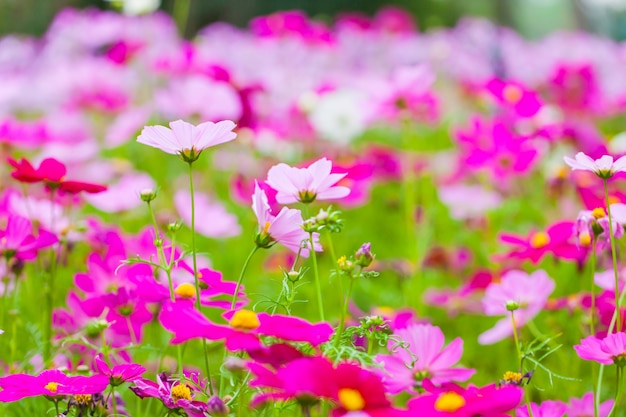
left=139, top=188, right=157, bottom=202
left=207, top=395, right=230, bottom=416
left=505, top=300, right=519, bottom=311
left=355, top=243, right=374, bottom=267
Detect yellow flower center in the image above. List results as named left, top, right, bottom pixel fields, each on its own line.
left=579, top=232, right=592, bottom=247
left=229, top=309, right=260, bottom=330
left=434, top=391, right=466, bottom=412
left=592, top=207, right=607, bottom=219
left=338, top=388, right=365, bottom=411
left=44, top=382, right=60, bottom=393
left=502, top=371, right=522, bottom=384
left=171, top=384, right=192, bottom=402
left=263, top=221, right=271, bottom=234
left=74, top=394, right=92, bottom=405
left=502, top=85, right=523, bottom=104
left=530, top=232, right=550, bottom=249
left=175, top=283, right=196, bottom=299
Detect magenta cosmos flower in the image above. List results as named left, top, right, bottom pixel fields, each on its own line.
left=159, top=301, right=333, bottom=351
left=130, top=372, right=207, bottom=417
left=485, top=78, right=542, bottom=118
left=564, top=152, right=626, bottom=179
left=567, top=392, right=613, bottom=417
left=517, top=400, right=567, bottom=417
left=479, top=270, right=555, bottom=345
left=574, top=332, right=626, bottom=365
left=94, top=354, right=146, bottom=386
left=406, top=381, right=523, bottom=417
left=249, top=356, right=406, bottom=417
left=499, top=221, right=580, bottom=264
left=0, top=369, right=109, bottom=402
left=252, top=181, right=321, bottom=257
left=375, top=324, right=475, bottom=394
left=266, top=157, right=350, bottom=204
left=136, top=119, right=237, bottom=163
left=0, top=214, right=58, bottom=260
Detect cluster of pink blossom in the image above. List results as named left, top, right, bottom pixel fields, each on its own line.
left=3, top=5, right=626, bottom=417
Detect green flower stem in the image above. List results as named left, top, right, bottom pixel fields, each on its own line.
left=111, top=386, right=118, bottom=416
left=604, top=179, right=621, bottom=333
left=188, top=162, right=213, bottom=395
left=511, top=311, right=522, bottom=367
left=607, top=366, right=624, bottom=417
left=590, top=239, right=597, bottom=336
left=309, top=231, right=324, bottom=322
left=231, top=246, right=259, bottom=310
left=335, top=274, right=356, bottom=348
left=173, top=0, right=191, bottom=37
left=43, top=189, right=58, bottom=365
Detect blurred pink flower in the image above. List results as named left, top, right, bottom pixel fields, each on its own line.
left=516, top=400, right=567, bottom=417
left=0, top=369, right=108, bottom=402
left=574, top=332, right=626, bottom=365
left=136, top=119, right=237, bottom=162
left=498, top=221, right=580, bottom=264
left=564, top=152, right=626, bottom=179
left=266, top=157, right=350, bottom=204
left=0, top=214, right=58, bottom=260
left=252, top=181, right=321, bottom=257
left=485, top=78, right=542, bottom=118
left=479, top=270, right=555, bottom=345
left=567, top=392, right=613, bottom=417
left=375, top=324, right=475, bottom=394
left=174, top=189, right=241, bottom=238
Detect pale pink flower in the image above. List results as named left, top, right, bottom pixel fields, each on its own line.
left=478, top=270, right=555, bottom=345
left=266, top=157, right=350, bottom=204
left=252, top=181, right=320, bottom=257
left=375, top=323, right=475, bottom=394
left=137, top=119, right=237, bottom=163
left=574, top=332, right=626, bottom=365
left=564, top=152, right=626, bottom=179
left=174, top=190, right=241, bottom=238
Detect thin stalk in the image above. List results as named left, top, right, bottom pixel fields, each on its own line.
left=607, top=366, right=624, bottom=417
left=231, top=247, right=258, bottom=310
left=591, top=239, right=597, bottom=336
left=604, top=180, right=621, bottom=332
left=335, top=271, right=358, bottom=348
left=173, top=0, right=191, bottom=37
left=309, top=232, right=324, bottom=322
left=43, top=189, right=58, bottom=365
left=111, top=386, right=118, bottom=416
left=188, top=162, right=213, bottom=395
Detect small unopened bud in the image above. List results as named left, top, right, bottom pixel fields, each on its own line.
left=337, top=256, right=354, bottom=272
left=355, top=242, right=374, bottom=267
left=139, top=188, right=157, bottom=202
left=287, top=270, right=301, bottom=282
left=505, top=300, right=520, bottom=311
left=301, top=218, right=318, bottom=233
left=85, top=319, right=110, bottom=338
left=207, top=395, right=230, bottom=416
left=168, top=222, right=182, bottom=233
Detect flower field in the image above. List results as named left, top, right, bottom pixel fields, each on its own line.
left=2, top=6, right=626, bottom=417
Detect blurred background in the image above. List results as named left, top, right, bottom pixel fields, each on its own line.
left=3, top=0, right=626, bottom=40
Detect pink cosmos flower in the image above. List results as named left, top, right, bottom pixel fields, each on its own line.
left=159, top=301, right=333, bottom=351
left=266, top=157, right=350, bottom=204
left=498, top=221, right=580, bottom=264
left=516, top=400, right=567, bottom=417
left=174, top=189, right=241, bottom=238
left=479, top=270, right=555, bottom=345
left=136, top=119, right=237, bottom=163
left=249, top=356, right=406, bottom=417
left=130, top=372, right=208, bottom=417
left=94, top=354, right=145, bottom=386
left=564, top=152, right=626, bottom=179
left=406, top=381, right=523, bottom=417
left=252, top=181, right=321, bottom=257
left=0, top=214, right=58, bottom=260
left=0, top=369, right=109, bottom=402
left=574, top=332, right=626, bottom=365
left=375, top=324, right=475, bottom=394
left=485, top=78, right=542, bottom=118
left=567, top=392, right=613, bottom=417
left=575, top=207, right=623, bottom=250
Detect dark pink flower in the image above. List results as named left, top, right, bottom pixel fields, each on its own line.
left=498, top=221, right=580, bottom=264
left=574, top=332, right=626, bottom=365
left=159, top=301, right=333, bottom=351
left=485, top=78, right=542, bottom=118
left=0, top=369, right=108, bottom=402
left=94, top=354, right=145, bottom=386
left=0, top=214, right=58, bottom=260
left=130, top=372, right=207, bottom=417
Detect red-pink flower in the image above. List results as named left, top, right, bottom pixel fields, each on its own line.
left=375, top=324, right=475, bottom=394
left=574, top=332, right=626, bottom=365
left=136, top=119, right=237, bottom=163
left=252, top=181, right=321, bottom=257
left=8, top=157, right=107, bottom=194
left=0, top=369, right=109, bottom=402
left=266, top=157, right=350, bottom=204
left=498, top=221, right=580, bottom=264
